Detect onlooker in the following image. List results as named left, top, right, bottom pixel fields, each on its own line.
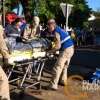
left=23, top=16, right=40, bottom=39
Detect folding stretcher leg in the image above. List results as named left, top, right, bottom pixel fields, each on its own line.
left=8, top=65, right=15, bottom=79
left=8, top=65, right=20, bottom=84
left=33, top=61, right=39, bottom=74
left=28, top=64, right=33, bottom=79
left=7, top=58, right=46, bottom=90
left=37, top=60, right=45, bottom=81
left=24, top=59, right=45, bottom=90
left=36, top=62, right=41, bottom=74
left=20, top=63, right=32, bottom=87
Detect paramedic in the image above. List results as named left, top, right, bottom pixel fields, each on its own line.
left=0, top=13, right=10, bottom=100
left=5, top=18, right=22, bottom=49
left=5, top=18, right=22, bottom=38
left=47, top=19, right=74, bottom=90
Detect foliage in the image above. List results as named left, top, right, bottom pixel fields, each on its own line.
left=5, top=0, right=91, bottom=28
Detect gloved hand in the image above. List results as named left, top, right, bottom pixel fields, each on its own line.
left=8, top=56, right=15, bottom=65
left=51, top=42, right=56, bottom=49
left=4, top=56, right=15, bottom=65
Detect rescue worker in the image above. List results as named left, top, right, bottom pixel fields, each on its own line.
left=47, top=19, right=74, bottom=90
left=0, top=13, right=10, bottom=100
left=5, top=18, right=22, bottom=38
left=5, top=18, right=22, bottom=51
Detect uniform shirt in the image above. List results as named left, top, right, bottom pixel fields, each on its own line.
left=54, top=26, right=74, bottom=50
left=0, top=25, right=9, bottom=58
left=5, top=24, right=20, bottom=38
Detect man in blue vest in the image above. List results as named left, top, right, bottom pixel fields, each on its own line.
left=47, top=19, right=74, bottom=90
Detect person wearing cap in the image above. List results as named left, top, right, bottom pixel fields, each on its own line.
left=5, top=18, right=22, bottom=38
left=47, top=19, right=74, bottom=90
left=0, top=13, right=10, bottom=100
left=5, top=18, right=23, bottom=50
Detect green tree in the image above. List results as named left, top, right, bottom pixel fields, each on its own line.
left=5, top=0, right=91, bottom=28
left=68, top=0, right=91, bottom=28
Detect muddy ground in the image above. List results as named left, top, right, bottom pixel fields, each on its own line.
left=9, top=48, right=100, bottom=100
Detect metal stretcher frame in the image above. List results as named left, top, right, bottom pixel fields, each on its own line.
left=8, top=57, right=46, bottom=90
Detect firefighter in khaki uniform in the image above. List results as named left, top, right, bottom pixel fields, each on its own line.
left=0, top=13, right=10, bottom=100
left=47, top=19, right=74, bottom=90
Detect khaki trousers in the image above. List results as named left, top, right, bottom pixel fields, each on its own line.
left=0, top=66, right=10, bottom=100
left=51, top=46, right=74, bottom=87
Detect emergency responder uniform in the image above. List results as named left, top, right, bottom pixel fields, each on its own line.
left=47, top=20, right=74, bottom=90
left=0, top=24, right=10, bottom=100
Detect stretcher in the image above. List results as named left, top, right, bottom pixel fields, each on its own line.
left=6, top=38, right=52, bottom=90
